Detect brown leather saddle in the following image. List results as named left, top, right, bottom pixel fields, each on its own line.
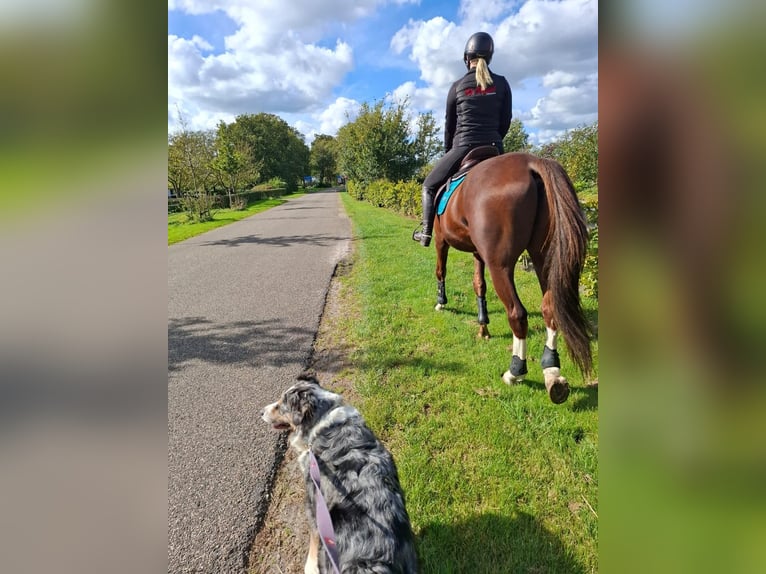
left=435, top=145, right=500, bottom=214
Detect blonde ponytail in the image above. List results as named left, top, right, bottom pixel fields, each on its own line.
left=474, top=58, right=493, bottom=91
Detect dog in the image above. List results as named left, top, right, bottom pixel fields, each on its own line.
left=261, top=373, right=418, bottom=574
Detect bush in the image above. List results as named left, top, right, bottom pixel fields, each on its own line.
left=346, top=179, right=420, bottom=216
left=346, top=180, right=365, bottom=201
left=580, top=190, right=598, bottom=299
left=229, top=195, right=248, bottom=210
left=180, top=192, right=216, bottom=222
left=251, top=181, right=286, bottom=192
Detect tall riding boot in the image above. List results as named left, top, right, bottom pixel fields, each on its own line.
left=412, top=186, right=436, bottom=247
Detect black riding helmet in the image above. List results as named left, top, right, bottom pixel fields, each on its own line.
left=464, top=32, right=494, bottom=69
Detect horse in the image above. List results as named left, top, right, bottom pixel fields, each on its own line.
left=432, top=150, right=594, bottom=404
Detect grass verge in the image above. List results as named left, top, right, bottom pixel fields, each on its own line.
left=336, top=191, right=598, bottom=573
left=168, top=192, right=306, bottom=245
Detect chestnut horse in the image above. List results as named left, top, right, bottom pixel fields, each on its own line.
left=433, top=151, right=593, bottom=403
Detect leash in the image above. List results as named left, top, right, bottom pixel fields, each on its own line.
left=308, top=450, right=341, bottom=574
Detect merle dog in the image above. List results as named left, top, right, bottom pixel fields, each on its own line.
left=261, top=373, right=418, bottom=573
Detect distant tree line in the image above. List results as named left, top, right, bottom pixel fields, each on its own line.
left=168, top=102, right=597, bottom=235
left=168, top=112, right=310, bottom=221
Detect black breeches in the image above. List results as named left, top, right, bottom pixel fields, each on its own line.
left=423, top=141, right=504, bottom=196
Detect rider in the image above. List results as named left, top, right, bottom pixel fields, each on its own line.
left=412, top=32, right=512, bottom=247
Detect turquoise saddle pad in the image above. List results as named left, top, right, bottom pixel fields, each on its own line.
left=436, top=174, right=467, bottom=215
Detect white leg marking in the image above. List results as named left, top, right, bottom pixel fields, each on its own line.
left=512, top=336, right=527, bottom=359
left=513, top=335, right=527, bottom=361
left=546, top=327, right=557, bottom=350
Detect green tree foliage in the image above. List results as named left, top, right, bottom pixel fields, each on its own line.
left=336, top=99, right=440, bottom=185
left=412, top=111, right=443, bottom=180
left=167, top=112, right=217, bottom=221
left=211, top=121, right=259, bottom=209
left=310, top=134, right=338, bottom=185
left=167, top=129, right=215, bottom=196
left=229, top=113, right=309, bottom=191
left=537, top=122, right=598, bottom=186
left=502, top=118, right=531, bottom=152
left=581, top=197, right=599, bottom=299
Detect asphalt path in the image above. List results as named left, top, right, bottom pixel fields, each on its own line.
left=168, top=189, right=351, bottom=573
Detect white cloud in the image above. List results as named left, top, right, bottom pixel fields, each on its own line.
left=293, top=97, right=362, bottom=145
left=459, top=0, right=516, bottom=27
left=542, top=70, right=578, bottom=88
left=318, top=97, right=363, bottom=134
left=168, top=0, right=397, bottom=133
left=524, top=72, right=598, bottom=144
left=168, top=0, right=597, bottom=145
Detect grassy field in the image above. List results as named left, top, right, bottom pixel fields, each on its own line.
left=332, top=191, right=598, bottom=573
left=167, top=192, right=305, bottom=245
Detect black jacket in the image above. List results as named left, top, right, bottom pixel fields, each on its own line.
left=444, top=69, right=512, bottom=151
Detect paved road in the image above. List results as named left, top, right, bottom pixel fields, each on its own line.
left=168, top=189, right=351, bottom=573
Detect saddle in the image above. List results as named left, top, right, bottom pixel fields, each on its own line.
left=436, top=145, right=500, bottom=215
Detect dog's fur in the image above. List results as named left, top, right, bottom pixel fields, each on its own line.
left=261, top=373, right=418, bottom=574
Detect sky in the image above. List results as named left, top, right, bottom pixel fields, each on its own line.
left=168, top=0, right=598, bottom=146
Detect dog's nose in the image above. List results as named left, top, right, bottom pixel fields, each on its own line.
left=260, top=408, right=265, bottom=418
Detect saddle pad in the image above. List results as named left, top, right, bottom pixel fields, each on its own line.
left=437, top=174, right=467, bottom=215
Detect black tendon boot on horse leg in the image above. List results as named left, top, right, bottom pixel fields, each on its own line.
left=412, top=186, right=436, bottom=247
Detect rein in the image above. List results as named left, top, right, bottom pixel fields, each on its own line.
left=308, top=450, right=340, bottom=574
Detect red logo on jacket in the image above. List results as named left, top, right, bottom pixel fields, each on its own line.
left=464, top=86, right=497, bottom=97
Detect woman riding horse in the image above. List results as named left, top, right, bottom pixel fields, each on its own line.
left=412, top=32, right=592, bottom=403
left=412, top=32, right=513, bottom=247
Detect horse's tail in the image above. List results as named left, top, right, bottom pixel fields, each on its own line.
left=529, top=156, right=593, bottom=375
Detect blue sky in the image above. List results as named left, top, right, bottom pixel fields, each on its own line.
left=168, top=0, right=597, bottom=145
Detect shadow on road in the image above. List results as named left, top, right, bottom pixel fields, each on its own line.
left=199, top=233, right=349, bottom=248
left=168, top=317, right=316, bottom=372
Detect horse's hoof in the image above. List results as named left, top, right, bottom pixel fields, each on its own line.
left=502, top=370, right=525, bottom=385
left=546, top=379, right=570, bottom=404
left=477, top=325, right=491, bottom=339
left=435, top=303, right=445, bottom=311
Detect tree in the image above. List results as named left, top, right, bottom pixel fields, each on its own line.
left=336, top=99, right=437, bottom=185
left=536, top=121, right=598, bottom=186
left=310, top=134, right=338, bottom=185
left=503, top=118, right=530, bottom=152
left=229, top=113, right=309, bottom=191
left=168, top=133, right=189, bottom=196
left=412, top=112, right=443, bottom=181
left=558, top=122, right=598, bottom=186
left=167, top=109, right=217, bottom=221
left=211, top=121, right=258, bottom=208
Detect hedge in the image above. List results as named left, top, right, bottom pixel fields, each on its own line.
left=168, top=186, right=287, bottom=213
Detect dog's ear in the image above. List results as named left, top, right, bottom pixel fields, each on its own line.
left=296, top=371, right=320, bottom=386
left=285, top=386, right=315, bottom=426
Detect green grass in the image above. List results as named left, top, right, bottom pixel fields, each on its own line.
left=336, top=192, right=598, bottom=573
left=167, top=192, right=305, bottom=245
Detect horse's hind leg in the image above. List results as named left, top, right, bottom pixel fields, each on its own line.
left=434, top=237, right=449, bottom=311
left=474, top=254, right=490, bottom=339
left=531, top=250, right=570, bottom=404
left=539, top=290, right=570, bottom=403
left=486, top=265, right=529, bottom=385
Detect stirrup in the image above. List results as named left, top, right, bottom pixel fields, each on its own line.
left=412, top=228, right=432, bottom=247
